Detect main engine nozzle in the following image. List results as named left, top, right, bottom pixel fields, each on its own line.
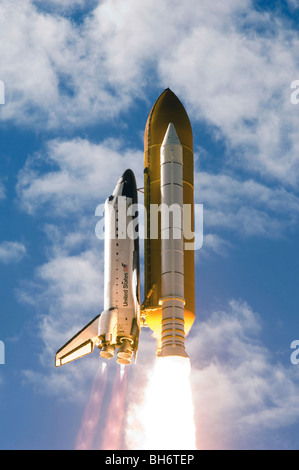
left=99, top=344, right=115, bottom=359
left=117, top=338, right=134, bottom=365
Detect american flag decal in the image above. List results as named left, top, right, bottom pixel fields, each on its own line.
left=122, top=263, right=128, bottom=272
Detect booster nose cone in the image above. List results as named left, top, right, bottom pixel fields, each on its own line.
left=161, top=122, right=181, bottom=147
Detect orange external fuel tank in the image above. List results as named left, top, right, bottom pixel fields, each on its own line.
left=142, top=88, right=195, bottom=354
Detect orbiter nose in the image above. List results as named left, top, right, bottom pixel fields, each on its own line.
left=111, top=169, right=136, bottom=200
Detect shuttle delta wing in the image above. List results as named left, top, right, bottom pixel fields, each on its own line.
left=55, top=314, right=101, bottom=367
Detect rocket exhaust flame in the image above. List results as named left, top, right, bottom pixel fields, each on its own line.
left=119, top=363, right=126, bottom=380
left=76, top=362, right=108, bottom=450
left=125, top=356, right=197, bottom=450
left=100, top=365, right=128, bottom=450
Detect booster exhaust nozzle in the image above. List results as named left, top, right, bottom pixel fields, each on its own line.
left=159, top=344, right=189, bottom=359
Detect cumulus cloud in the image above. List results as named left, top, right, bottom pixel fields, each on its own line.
left=18, top=248, right=106, bottom=402
left=14, top=133, right=299, bottom=445
left=19, top=282, right=299, bottom=447
left=287, top=0, right=299, bottom=9
left=34, top=0, right=91, bottom=11
left=21, top=250, right=103, bottom=352
left=0, top=241, right=26, bottom=263
left=22, top=354, right=102, bottom=403
left=0, top=180, right=6, bottom=200
left=16, top=136, right=299, bottom=263
left=196, top=171, right=299, bottom=238
left=200, top=233, right=231, bottom=257
left=187, top=300, right=299, bottom=449
left=122, top=299, right=299, bottom=450
left=15, top=135, right=141, bottom=399
left=16, top=138, right=143, bottom=215
left=1, top=0, right=299, bottom=188
left=0, top=0, right=254, bottom=129
left=9, top=1, right=299, bottom=435
left=157, top=7, right=299, bottom=186
left=0, top=0, right=131, bottom=127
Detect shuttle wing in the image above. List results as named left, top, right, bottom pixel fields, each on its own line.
left=55, top=314, right=101, bottom=367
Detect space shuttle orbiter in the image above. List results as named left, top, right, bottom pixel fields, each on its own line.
left=55, top=89, right=196, bottom=369
left=55, top=169, right=140, bottom=367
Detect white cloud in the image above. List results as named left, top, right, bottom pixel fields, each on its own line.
left=158, top=11, right=299, bottom=186
left=0, top=181, right=6, bottom=200
left=9, top=2, right=299, bottom=429
left=16, top=138, right=143, bottom=215
left=200, top=233, right=231, bottom=257
left=16, top=144, right=299, bottom=445
left=0, top=0, right=132, bottom=127
left=123, top=299, right=299, bottom=449
left=196, top=171, right=299, bottom=238
left=287, top=0, right=299, bottom=9
left=16, top=136, right=299, bottom=269
left=34, top=0, right=90, bottom=11
left=19, top=266, right=299, bottom=447
left=22, top=355, right=102, bottom=403
left=18, top=248, right=106, bottom=402
left=186, top=300, right=299, bottom=449
left=0, top=0, right=74, bottom=124
left=0, top=241, right=26, bottom=263
left=25, top=250, right=104, bottom=351
left=15, top=135, right=143, bottom=400
left=1, top=0, right=299, bottom=186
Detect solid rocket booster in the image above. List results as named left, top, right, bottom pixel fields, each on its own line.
left=143, top=88, right=195, bottom=357
left=160, top=123, right=188, bottom=358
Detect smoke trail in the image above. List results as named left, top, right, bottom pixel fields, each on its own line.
left=76, top=362, right=108, bottom=450
left=100, top=365, right=128, bottom=450
left=125, top=356, right=197, bottom=450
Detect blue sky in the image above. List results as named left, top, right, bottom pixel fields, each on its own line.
left=0, top=0, right=299, bottom=450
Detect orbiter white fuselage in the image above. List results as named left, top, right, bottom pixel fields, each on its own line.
left=55, top=169, right=140, bottom=367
